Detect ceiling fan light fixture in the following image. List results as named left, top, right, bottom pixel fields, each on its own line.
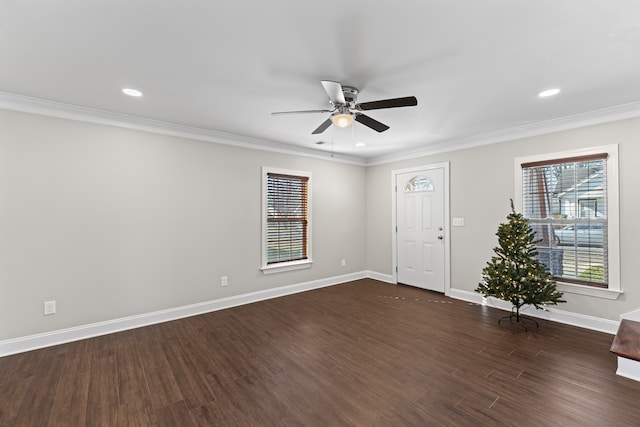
left=331, top=112, right=354, bottom=128
left=272, top=80, right=417, bottom=134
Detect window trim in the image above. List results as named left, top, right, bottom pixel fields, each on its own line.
left=261, top=167, right=312, bottom=274
left=514, top=144, right=621, bottom=299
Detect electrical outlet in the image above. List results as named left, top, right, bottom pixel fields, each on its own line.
left=341, top=258, right=346, bottom=267
left=44, top=300, right=56, bottom=315
left=221, top=276, right=228, bottom=287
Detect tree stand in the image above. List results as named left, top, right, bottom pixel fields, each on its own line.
left=498, top=306, right=539, bottom=332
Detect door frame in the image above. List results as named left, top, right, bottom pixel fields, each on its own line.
left=391, top=162, right=451, bottom=295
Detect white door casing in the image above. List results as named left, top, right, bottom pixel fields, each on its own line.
left=393, top=164, right=449, bottom=294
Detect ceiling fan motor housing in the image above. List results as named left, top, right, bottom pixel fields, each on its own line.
left=342, top=86, right=358, bottom=106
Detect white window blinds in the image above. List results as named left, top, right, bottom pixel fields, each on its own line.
left=266, top=173, right=309, bottom=264
left=521, top=154, right=608, bottom=287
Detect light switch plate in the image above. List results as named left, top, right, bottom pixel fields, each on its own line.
left=452, top=218, right=465, bottom=227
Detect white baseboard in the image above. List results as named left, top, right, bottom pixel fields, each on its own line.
left=620, top=308, right=640, bottom=322
left=366, top=277, right=619, bottom=334
left=0, top=274, right=621, bottom=357
left=0, top=271, right=368, bottom=357
left=617, top=357, right=640, bottom=382
left=365, top=270, right=394, bottom=284
left=448, top=288, right=620, bottom=335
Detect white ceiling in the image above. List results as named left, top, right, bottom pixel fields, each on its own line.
left=2, top=1, right=640, bottom=164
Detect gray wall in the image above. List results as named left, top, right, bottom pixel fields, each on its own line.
left=366, top=117, right=640, bottom=321
left=0, top=109, right=367, bottom=341
left=2, top=107, right=639, bottom=342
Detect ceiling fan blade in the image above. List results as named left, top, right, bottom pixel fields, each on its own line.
left=356, top=96, right=418, bottom=111
left=312, top=118, right=333, bottom=134
left=355, top=114, right=390, bottom=133
left=271, top=109, right=333, bottom=116
left=321, top=80, right=346, bottom=105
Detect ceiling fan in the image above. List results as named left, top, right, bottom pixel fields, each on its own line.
left=271, top=80, right=418, bottom=134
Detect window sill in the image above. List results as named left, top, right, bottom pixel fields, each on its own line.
left=261, top=259, right=313, bottom=275
left=556, top=282, right=623, bottom=300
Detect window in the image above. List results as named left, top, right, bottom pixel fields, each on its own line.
left=404, top=176, right=434, bottom=192
left=261, top=167, right=312, bottom=274
left=515, top=145, right=620, bottom=299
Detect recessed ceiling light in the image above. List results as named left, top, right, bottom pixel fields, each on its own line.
left=538, top=88, right=560, bottom=98
left=122, top=88, right=143, bottom=97
left=355, top=142, right=366, bottom=147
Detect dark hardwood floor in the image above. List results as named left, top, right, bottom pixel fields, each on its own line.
left=2, top=278, right=640, bottom=426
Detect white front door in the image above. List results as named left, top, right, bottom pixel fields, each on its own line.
left=396, top=168, right=445, bottom=292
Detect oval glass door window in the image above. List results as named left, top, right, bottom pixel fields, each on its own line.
left=404, top=176, right=434, bottom=192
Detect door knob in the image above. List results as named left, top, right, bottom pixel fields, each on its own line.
left=437, top=235, right=443, bottom=240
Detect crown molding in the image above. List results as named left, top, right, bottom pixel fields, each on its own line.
left=3, top=91, right=639, bottom=168
left=366, top=101, right=640, bottom=166
left=0, top=91, right=366, bottom=166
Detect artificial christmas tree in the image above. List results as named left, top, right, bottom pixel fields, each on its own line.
left=476, top=200, right=565, bottom=330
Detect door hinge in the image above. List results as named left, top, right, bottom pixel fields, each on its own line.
left=396, top=266, right=398, bottom=273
